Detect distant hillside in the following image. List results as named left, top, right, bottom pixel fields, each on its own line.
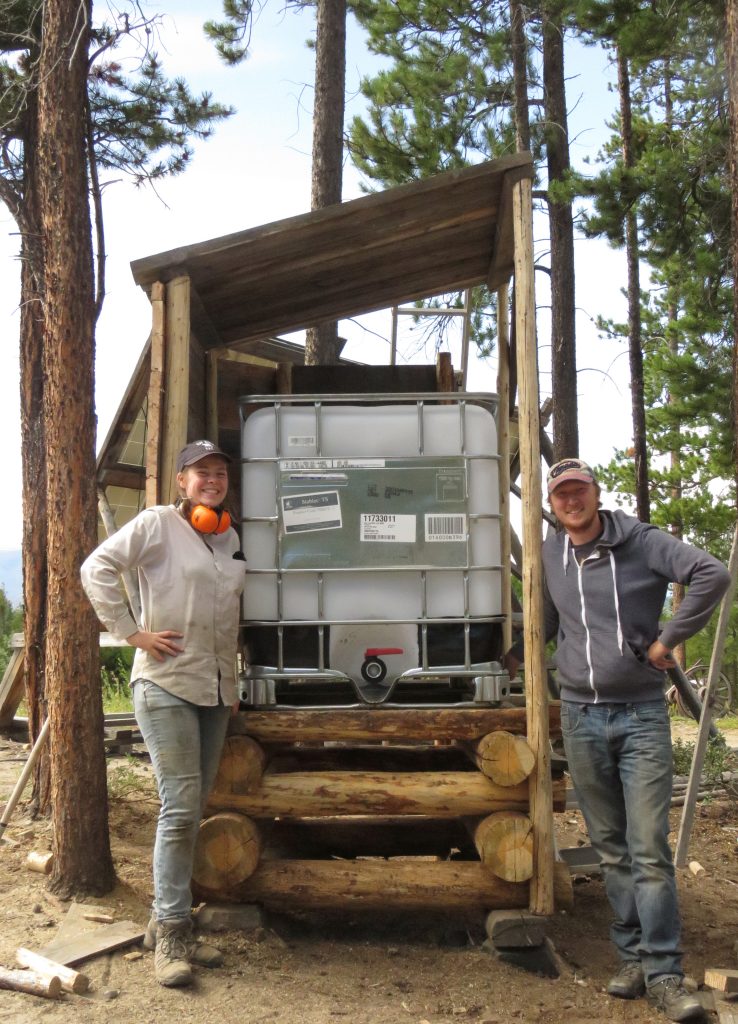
left=0, top=551, right=22, bottom=607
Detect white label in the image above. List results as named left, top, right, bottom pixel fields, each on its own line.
left=425, top=513, right=466, bottom=542
left=287, top=435, right=316, bottom=448
left=360, top=513, right=416, bottom=543
left=279, top=458, right=385, bottom=470
left=282, top=491, right=342, bottom=533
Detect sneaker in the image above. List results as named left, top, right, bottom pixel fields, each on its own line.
left=607, top=960, right=646, bottom=999
left=145, top=914, right=224, bottom=968
left=154, top=920, right=193, bottom=988
left=646, top=976, right=706, bottom=1022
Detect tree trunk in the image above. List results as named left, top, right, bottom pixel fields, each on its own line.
left=727, top=0, right=738, bottom=504
left=18, top=76, right=50, bottom=811
left=618, top=48, right=649, bottom=521
left=304, top=0, right=347, bottom=366
left=37, top=0, right=114, bottom=896
left=509, top=0, right=531, bottom=152
left=542, top=1, right=578, bottom=460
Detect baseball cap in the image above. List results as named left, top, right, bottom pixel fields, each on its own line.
left=176, top=440, right=232, bottom=473
left=547, top=458, right=597, bottom=494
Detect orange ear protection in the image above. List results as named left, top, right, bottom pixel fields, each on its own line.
left=189, top=505, right=232, bottom=535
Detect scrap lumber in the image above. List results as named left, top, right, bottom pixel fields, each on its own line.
left=25, top=851, right=53, bottom=875
left=705, top=970, right=738, bottom=995
left=39, top=905, right=143, bottom=967
left=0, top=966, right=61, bottom=999
left=15, top=948, right=89, bottom=994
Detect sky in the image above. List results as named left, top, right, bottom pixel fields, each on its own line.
left=0, top=2, right=633, bottom=603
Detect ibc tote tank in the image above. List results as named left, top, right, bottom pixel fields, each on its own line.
left=240, top=394, right=504, bottom=704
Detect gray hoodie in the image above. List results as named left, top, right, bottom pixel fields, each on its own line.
left=536, top=509, right=730, bottom=704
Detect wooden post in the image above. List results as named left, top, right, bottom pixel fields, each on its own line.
left=146, top=280, right=166, bottom=507
left=205, top=349, right=219, bottom=443
left=436, top=351, right=454, bottom=393
left=512, top=170, right=554, bottom=916
left=160, top=275, right=191, bottom=504
left=497, top=282, right=512, bottom=651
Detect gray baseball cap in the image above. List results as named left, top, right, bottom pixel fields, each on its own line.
left=176, top=440, right=231, bottom=472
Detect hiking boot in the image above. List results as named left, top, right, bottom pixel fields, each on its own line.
left=607, top=960, right=646, bottom=999
left=154, top=920, right=193, bottom=988
left=145, top=915, right=224, bottom=969
left=646, top=976, right=706, bottom=1022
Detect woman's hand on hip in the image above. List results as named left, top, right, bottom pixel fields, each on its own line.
left=126, top=629, right=184, bottom=662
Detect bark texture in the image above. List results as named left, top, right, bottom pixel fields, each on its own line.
left=304, top=0, right=347, bottom=366
left=727, top=0, right=738, bottom=500
left=37, top=0, right=114, bottom=895
left=618, top=48, right=650, bottom=522
left=542, top=1, right=578, bottom=460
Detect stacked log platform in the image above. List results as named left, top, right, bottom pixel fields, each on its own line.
left=193, top=704, right=570, bottom=914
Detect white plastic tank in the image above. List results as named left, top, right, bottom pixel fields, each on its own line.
left=241, top=400, right=501, bottom=623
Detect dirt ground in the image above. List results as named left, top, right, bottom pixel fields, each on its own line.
left=0, top=720, right=737, bottom=1024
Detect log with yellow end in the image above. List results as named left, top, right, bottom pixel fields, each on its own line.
left=471, top=811, right=533, bottom=882
left=466, top=731, right=535, bottom=786
left=192, top=812, right=262, bottom=892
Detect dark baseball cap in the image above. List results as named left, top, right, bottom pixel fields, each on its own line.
left=176, top=440, right=232, bottom=472
left=547, top=458, right=597, bottom=494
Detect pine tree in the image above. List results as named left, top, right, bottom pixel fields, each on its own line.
left=0, top=1, right=231, bottom=892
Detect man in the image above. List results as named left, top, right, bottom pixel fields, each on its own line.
left=505, top=458, right=730, bottom=1024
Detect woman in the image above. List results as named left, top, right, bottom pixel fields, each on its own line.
left=81, top=440, right=246, bottom=987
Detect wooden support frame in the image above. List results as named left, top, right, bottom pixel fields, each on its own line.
left=512, top=172, right=554, bottom=916
left=497, top=281, right=512, bottom=650
left=159, top=275, right=191, bottom=504
left=145, top=281, right=166, bottom=507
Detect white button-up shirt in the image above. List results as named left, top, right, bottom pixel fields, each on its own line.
left=81, top=505, right=246, bottom=705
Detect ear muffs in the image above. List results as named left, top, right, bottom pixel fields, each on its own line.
left=190, top=505, right=232, bottom=535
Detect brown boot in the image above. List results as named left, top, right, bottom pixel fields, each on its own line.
left=154, top=920, right=193, bottom=987
left=145, top=915, right=224, bottom=969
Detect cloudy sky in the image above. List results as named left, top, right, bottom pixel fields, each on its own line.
left=0, top=2, right=632, bottom=601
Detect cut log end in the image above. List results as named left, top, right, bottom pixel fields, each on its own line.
left=193, top=812, right=262, bottom=892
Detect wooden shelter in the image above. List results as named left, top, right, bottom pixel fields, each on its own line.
left=94, top=151, right=556, bottom=921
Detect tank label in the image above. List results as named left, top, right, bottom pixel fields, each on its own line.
left=360, top=513, right=416, bottom=543
left=280, top=458, right=385, bottom=470
left=425, top=513, right=467, bottom=542
left=281, top=491, right=342, bottom=533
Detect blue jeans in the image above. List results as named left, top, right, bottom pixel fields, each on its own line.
left=561, top=699, right=681, bottom=984
left=133, top=680, right=231, bottom=923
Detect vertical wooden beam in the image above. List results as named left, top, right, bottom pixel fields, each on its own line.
left=146, top=281, right=166, bottom=507
left=276, top=362, right=293, bottom=395
left=206, top=349, right=219, bottom=443
left=436, top=351, right=454, bottom=393
left=497, top=283, right=512, bottom=653
left=160, top=275, right=191, bottom=504
left=512, top=172, right=554, bottom=917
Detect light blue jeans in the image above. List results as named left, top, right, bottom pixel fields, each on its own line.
left=561, top=699, right=682, bottom=984
left=133, top=680, right=231, bottom=923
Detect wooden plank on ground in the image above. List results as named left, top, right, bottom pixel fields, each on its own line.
left=39, top=903, right=143, bottom=966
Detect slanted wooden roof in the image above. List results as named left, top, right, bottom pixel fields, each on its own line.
left=130, top=153, right=533, bottom=350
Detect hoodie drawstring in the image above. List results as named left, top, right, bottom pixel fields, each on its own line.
left=608, top=550, right=625, bottom=655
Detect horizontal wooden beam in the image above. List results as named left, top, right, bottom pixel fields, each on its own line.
left=232, top=705, right=561, bottom=743
left=206, top=770, right=566, bottom=818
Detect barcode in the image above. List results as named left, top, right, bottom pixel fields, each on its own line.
left=426, top=514, right=466, bottom=541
